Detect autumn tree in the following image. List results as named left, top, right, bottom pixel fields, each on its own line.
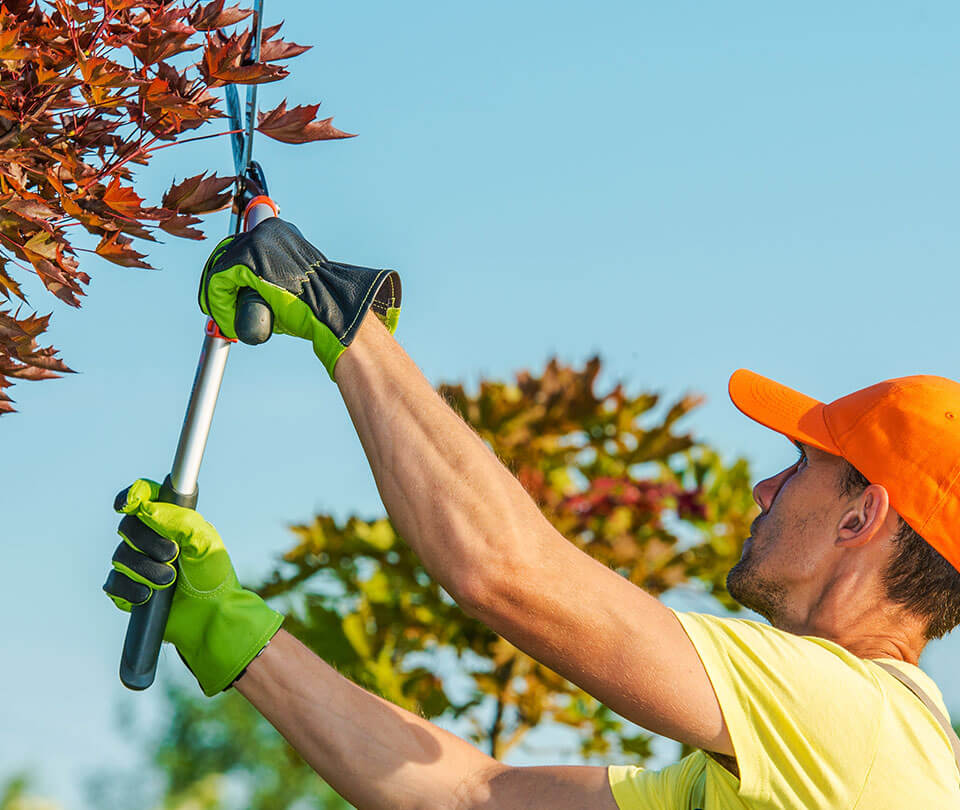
left=0, top=0, right=350, bottom=413
left=102, top=356, right=755, bottom=809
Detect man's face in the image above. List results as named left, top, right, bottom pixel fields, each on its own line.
left=727, top=442, right=848, bottom=627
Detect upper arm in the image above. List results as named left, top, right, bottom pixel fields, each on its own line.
left=461, top=528, right=733, bottom=756
left=458, top=765, right=619, bottom=810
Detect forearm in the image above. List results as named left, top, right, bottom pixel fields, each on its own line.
left=331, top=318, right=723, bottom=753
left=235, top=629, right=503, bottom=810
left=334, top=315, right=552, bottom=603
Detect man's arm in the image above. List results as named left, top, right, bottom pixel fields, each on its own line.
left=335, top=315, right=733, bottom=757
left=235, top=629, right=618, bottom=810
left=104, top=481, right=617, bottom=810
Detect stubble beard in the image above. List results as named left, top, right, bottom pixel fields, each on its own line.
left=726, top=515, right=788, bottom=625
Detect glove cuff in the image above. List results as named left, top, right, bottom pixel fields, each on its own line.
left=179, top=590, right=284, bottom=697
left=307, top=264, right=401, bottom=380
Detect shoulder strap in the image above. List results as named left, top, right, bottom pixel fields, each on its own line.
left=874, top=660, right=960, bottom=776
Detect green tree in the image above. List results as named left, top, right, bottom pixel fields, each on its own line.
left=149, top=684, right=350, bottom=810
left=87, top=690, right=351, bottom=809
left=0, top=774, right=61, bottom=810
left=120, top=356, right=754, bottom=808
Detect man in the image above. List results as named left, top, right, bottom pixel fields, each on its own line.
left=105, top=220, right=960, bottom=809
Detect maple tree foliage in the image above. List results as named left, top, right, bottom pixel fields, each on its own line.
left=0, top=0, right=353, bottom=413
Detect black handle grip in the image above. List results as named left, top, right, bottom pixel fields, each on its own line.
left=235, top=288, right=273, bottom=345
left=119, top=476, right=197, bottom=691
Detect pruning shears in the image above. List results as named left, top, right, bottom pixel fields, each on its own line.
left=118, top=0, right=276, bottom=690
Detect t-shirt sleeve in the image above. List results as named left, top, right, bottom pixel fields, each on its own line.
left=673, top=611, right=883, bottom=807
left=608, top=752, right=706, bottom=810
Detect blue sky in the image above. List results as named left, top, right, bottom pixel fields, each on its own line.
left=4, top=2, right=960, bottom=805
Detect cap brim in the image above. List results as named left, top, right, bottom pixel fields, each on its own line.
left=729, top=369, right=839, bottom=455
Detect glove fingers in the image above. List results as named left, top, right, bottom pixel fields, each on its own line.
left=201, top=219, right=326, bottom=340
left=111, top=541, right=177, bottom=589
left=115, top=479, right=219, bottom=556
left=114, top=479, right=161, bottom=514
left=103, top=569, right=151, bottom=610
left=198, top=235, right=237, bottom=319
left=117, top=514, right=178, bottom=563
left=206, top=265, right=289, bottom=341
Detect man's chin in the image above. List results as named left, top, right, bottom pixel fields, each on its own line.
left=725, top=558, right=753, bottom=607
left=726, top=555, right=785, bottom=623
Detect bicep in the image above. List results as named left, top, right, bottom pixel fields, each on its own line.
left=466, top=530, right=732, bottom=756
left=461, top=765, right=619, bottom=810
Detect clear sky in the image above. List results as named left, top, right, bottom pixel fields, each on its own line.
left=4, top=2, right=960, bottom=806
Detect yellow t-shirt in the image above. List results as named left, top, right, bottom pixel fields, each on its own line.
left=609, top=611, right=959, bottom=809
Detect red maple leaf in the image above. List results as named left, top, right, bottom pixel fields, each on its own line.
left=162, top=172, right=235, bottom=215
left=257, top=100, right=355, bottom=144
left=199, top=30, right=288, bottom=87
left=190, top=0, right=254, bottom=31
left=95, top=232, right=153, bottom=269
left=158, top=211, right=206, bottom=240
left=0, top=26, right=38, bottom=60
left=102, top=176, right=148, bottom=219
left=259, top=22, right=310, bottom=61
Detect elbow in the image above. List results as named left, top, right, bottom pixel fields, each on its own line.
left=439, top=486, right=544, bottom=618
left=447, top=551, right=527, bottom=627
left=441, top=509, right=545, bottom=622
left=445, top=763, right=513, bottom=810
left=448, top=565, right=495, bottom=619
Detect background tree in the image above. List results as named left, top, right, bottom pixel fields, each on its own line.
left=0, top=773, right=62, bottom=810
left=102, top=356, right=755, bottom=809
left=0, top=0, right=350, bottom=412
left=86, top=686, right=351, bottom=809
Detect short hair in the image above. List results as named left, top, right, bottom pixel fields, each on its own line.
left=838, top=462, right=960, bottom=640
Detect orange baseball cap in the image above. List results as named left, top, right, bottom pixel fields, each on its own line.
left=729, top=369, right=960, bottom=573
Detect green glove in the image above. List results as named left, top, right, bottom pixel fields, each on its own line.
left=103, top=479, right=283, bottom=696
left=199, top=218, right=401, bottom=379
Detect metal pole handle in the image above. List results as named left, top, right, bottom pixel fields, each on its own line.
left=234, top=196, right=279, bottom=345
left=119, top=477, right=197, bottom=690
left=118, top=196, right=277, bottom=690
left=118, top=323, right=235, bottom=689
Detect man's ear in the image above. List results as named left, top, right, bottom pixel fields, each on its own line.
left=836, top=483, right=892, bottom=548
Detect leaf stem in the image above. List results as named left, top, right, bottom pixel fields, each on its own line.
left=145, top=128, right=242, bottom=151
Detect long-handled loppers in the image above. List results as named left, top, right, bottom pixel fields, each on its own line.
left=118, top=0, right=276, bottom=689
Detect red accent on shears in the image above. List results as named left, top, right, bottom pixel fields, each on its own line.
left=243, top=195, right=279, bottom=229
left=206, top=317, right=237, bottom=342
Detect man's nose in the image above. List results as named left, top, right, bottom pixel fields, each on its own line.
left=752, top=466, right=794, bottom=512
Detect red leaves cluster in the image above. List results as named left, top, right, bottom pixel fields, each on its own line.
left=0, top=307, right=71, bottom=413
left=564, top=477, right=706, bottom=522
left=0, top=1, right=352, bottom=412
left=199, top=21, right=307, bottom=86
